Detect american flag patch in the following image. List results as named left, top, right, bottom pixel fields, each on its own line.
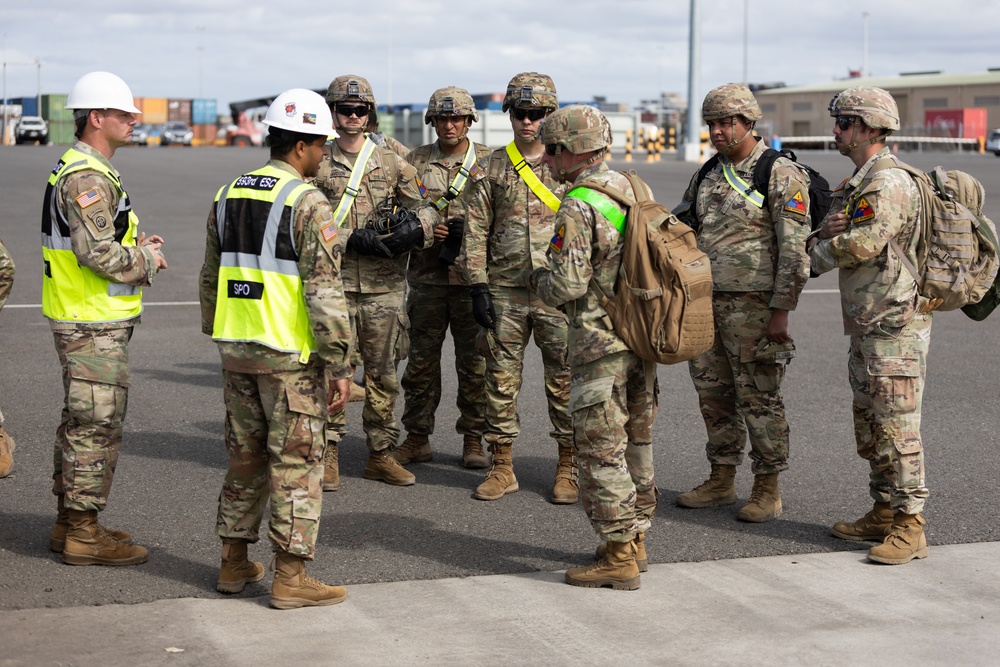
left=469, top=163, right=480, bottom=176
left=321, top=222, right=337, bottom=242
left=75, top=188, right=102, bottom=208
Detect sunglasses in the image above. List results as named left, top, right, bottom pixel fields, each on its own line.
left=835, top=116, right=856, bottom=131
left=336, top=104, right=369, bottom=118
left=511, top=107, right=548, bottom=122
left=544, top=143, right=562, bottom=156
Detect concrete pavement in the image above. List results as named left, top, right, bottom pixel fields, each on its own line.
left=3, top=541, right=999, bottom=667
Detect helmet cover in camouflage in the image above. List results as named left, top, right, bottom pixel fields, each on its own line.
left=326, top=75, right=377, bottom=110
left=502, top=72, right=558, bottom=112
left=828, top=86, right=900, bottom=131
left=701, top=83, right=762, bottom=122
left=539, top=104, right=613, bottom=153
left=424, top=86, right=479, bottom=124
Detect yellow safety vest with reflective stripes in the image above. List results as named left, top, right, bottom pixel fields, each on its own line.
left=211, top=165, right=317, bottom=363
left=41, top=147, right=142, bottom=323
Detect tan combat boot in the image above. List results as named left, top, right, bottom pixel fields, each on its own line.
left=551, top=445, right=579, bottom=505
left=392, top=433, right=432, bottom=465
left=737, top=473, right=783, bottom=522
left=50, top=495, right=132, bottom=553
left=462, top=435, right=488, bottom=469
left=364, top=451, right=416, bottom=486
left=473, top=444, right=518, bottom=500
left=348, top=381, right=365, bottom=402
left=62, top=509, right=148, bottom=566
left=566, top=539, right=640, bottom=590
left=675, top=464, right=737, bottom=508
left=0, top=425, right=15, bottom=478
left=595, top=532, right=648, bottom=572
left=270, top=552, right=347, bottom=610
left=868, top=513, right=929, bottom=565
left=322, top=443, right=340, bottom=492
left=831, top=502, right=894, bottom=541
left=216, top=539, right=265, bottom=593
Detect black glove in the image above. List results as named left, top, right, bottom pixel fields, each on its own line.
left=382, top=209, right=425, bottom=256
left=346, top=227, right=392, bottom=258
left=470, top=283, right=496, bottom=330
left=437, top=217, right=465, bottom=266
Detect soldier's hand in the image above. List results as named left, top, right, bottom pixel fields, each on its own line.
left=818, top=212, right=850, bottom=239
left=766, top=308, right=790, bottom=343
left=347, top=228, right=393, bottom=258
left=433, top=223, right=449, bottom=244
left=470, top=283, right=496, bottom=330
left=438, top=217, right=465, bottom=266
left=328, top=377, right=351, bottom=415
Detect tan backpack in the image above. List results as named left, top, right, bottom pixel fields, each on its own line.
left=565, top=171, right=714, bottom=364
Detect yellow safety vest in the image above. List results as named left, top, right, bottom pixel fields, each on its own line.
left=211, top=165, right=317, bottom=363
left=505, top=142, right=561, bottom=212
left=41, top=147, right=142, bottom=323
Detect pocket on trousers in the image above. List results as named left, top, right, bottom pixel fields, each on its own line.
left=66, top=354, right=129, bottom=428
left=569, top=375, right=615, bottom=414
left=867, top=356, right=920, bottom=415
left=395, top=310, right=411, bottom=362
left=284, top=383, right=326, bottom=463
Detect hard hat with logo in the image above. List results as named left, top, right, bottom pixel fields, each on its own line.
left=539, top=104, right=612, bottom=154
left=66, top=71, right=141, bottom=114
left=701, top=83, right=762, bottom=122
left=263, top=89, right=337, bottom=138
left=828, top=86, right=900, bottom=131
left=502, top=72, right=558, bottom=112
left=325, top=75, right=377, bottom=110
left=424, top=86, right=478, bottom=124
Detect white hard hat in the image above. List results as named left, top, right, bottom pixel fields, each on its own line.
left=263, top=89, right=337, bottom=139
left=66, top=71, right=141, bottom=114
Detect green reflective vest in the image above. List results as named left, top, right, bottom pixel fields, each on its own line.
left=41, top=147, right=142, bottom=323
left=211, top=165, right=317, bottom=363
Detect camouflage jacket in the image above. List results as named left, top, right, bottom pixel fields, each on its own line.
left=810, top=148, right=922, bottom=336
left=199, top=159, right=352, bottom=377
left=459, top=144, right=567, bottom=287
left=535, top=163, right=646, bottom=366
left=404, top=140, right=492, bottom=286
left=0, top=239, right=13, bottom=310
left=312, top=140, right=438, bottom=294
left=680, top=138, right=811, bottom=310
left=49, top=141, right=160, bottom=332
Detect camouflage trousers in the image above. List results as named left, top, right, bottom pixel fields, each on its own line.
left=849, top=314, right=931, bottom=515
left=51, top=328, right=131, bottom=512
left=327, top=290, right=408, bottom=453
left=483, top=286, right=572, bottom=450
left=216, top=364, right=327, bottom=558
left=400, top=283, right=486, bottom=438
left=571, top=350, right=658, bottom=541
left=688, top=292, right=792, bottom=474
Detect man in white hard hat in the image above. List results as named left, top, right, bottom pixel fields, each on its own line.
left=42, top=71, right=168, bottom=566
left=200, top=88, right=355, bottom=609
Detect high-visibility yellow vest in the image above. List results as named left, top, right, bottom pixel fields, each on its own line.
left=211, top=165, right=317, bottom=363
left=41, top=147, right=143, bottom=323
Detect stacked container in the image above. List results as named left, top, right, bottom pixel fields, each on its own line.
left=192, top=98, right=218, bottom=146
left=41, top=94, right=74, bottom=145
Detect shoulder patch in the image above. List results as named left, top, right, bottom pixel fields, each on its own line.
left=852, top=196, right=875, bottom=223
left=75, top=187, right=103, bottom=209
left=321, top=222, right=338, bottom=243
left=416, top=177, right=427, bottom=198
left=783, top=190, right=807, bottom=215
left=549, top=223, right=565, bottom=254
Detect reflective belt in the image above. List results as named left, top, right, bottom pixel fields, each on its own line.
left=434, top=142, right=479, bottom=211
left=505, top=142, right=560, bottom=212
left=333, top=136, right=378, bottom=227
left=721, top=162, right=764, bottom=208
left=565, top=187, right=626, bottom=236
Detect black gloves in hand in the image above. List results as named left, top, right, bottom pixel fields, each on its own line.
left=438, top=217, right=465, bottom=266
left=346, top=228, right=392, bottom=258
left=382, top=209, right=425, bottom=256
left=469, top=283, right=497, bottom=330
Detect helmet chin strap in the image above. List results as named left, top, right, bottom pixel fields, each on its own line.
left=721, top=118, right=753, bottom=155
left=553, top=145, right=604, bottom=182
left=837, top=116, right=887, bottom=155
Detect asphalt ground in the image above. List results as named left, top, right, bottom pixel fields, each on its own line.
left=1, top=143, right=999, bottom=614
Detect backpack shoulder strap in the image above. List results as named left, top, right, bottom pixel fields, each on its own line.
left=751, top=148, right=781, bottom=207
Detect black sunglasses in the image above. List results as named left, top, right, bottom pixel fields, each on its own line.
left=512, top=107, right=548, bottom=122
left=336, top=104, right=369, bottom=118
left=544, top=143, right=562, bottom=156
left=835, top=116, right=856, bottom=131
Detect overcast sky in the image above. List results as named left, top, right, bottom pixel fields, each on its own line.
left=3, top=0, right=999, bottom=111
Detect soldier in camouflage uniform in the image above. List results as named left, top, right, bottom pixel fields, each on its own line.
left=459, top=73, right=575, bottom=504
left=313, top=75, right=440, bottom=490
left=367, top=110, right=410, bottom=159
left=810, top=87, right=931, bottom=565
left=200, top=90, right=353, bottom=608
left=530, top=105, right=657, bottom=590
left=42, top=72, right=168, bottom=566
left=0, top=239, right=14, bottom=478
left=675, top=83, right=811, bottom=523
left=393, top=87, right=492, bottom=470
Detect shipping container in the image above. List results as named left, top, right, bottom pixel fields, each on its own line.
left=41, top=94, right=73, bottom=123
left=924, top=108, right=988, bottom=139
left=192, top=98, right=217, bottom=125
left=12, top=97, right=39, bottom=117
left=167, top=98, right=192, bottom=123
left=138, top=97, right=168, bottom=125
left=192, top=123, right=217, bottom=146
left=48, top=120, right=76, bottom=145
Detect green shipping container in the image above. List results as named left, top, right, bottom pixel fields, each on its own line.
left=48, top=120, right=76, bottom=145
left=41, top=94, right=74, bottom=123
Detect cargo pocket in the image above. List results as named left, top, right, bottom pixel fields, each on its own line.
left=893, top=436, right=924, bottom=491
left=394, top=310, right=411, bottom=363
left=740, top=342, right=786, bottom=393
left=288, top=490, right=321, bottom=556
left=65, top=353, right=130, bottom=429
left=867, top=356, right=920, bottom=416
left=284, top=382, right=326, bottom=464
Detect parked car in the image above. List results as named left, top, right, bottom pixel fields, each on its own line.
left=15, top=116, right=48, bottom=145
left=130, top=123, right=151, bottom=146
left=986, top=128, right=1000, bottom=156
left=160, top=121, right=193, bottom=147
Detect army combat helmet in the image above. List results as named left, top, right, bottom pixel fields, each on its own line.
left=502, top=72, right=558, bottom=112
left=326, top=75, right=377, bottom=111
left=425, top=86, right=478, bottom=124
left=702, top=83, right=761, bottom=155
left=539, top=104, right=612, bottom=181
left=828, top=86, right=899, bottom=154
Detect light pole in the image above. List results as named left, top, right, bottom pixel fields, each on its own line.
left=196, top=26, right=205, bottom=98
left=862, top=12, right=870, bottom=77
left=743, top=0, right=749, bottom=84
left=682, top=0, right=702, bottom=162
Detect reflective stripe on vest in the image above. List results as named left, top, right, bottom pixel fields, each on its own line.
left=333, top=136, right=378, bottom=228
left=41, top=147, right=142, bottom=323
left=565, top=187, right=627, bottom=237
left=505, top=142, right=561, bottom=212
left=721, top=162, right=764, bottom=208
left=433, top=142, right=479, bottom=211
left=212, top=165, right=316, bottom=364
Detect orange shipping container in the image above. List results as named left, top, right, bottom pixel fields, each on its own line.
left=192, top=123, right=217, bottom=146
left=139, top=97, right=168, bottom=125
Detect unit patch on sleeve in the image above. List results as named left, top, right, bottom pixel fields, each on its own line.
left=416, top=178, right=427, bottom=198
left=75, top=188, right=103, bottom=209
left=549, top=223, right=565, bottom=254
left=321, top=222, right=338, bottom=243
left=852, top=196, right=875, bottom=224
left=784, top=190, right=807, bottom=215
